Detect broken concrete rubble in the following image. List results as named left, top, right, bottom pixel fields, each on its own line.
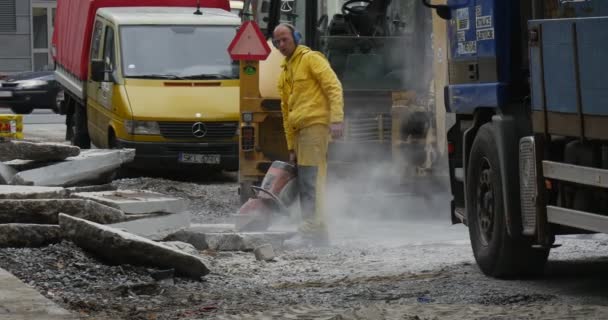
left=73, top=190, right=188, bottom=214
left=0, top=162, right=16, bottom=184
left=59, top=214, right=210, bottom=279
left=254, top=244, right=276, bottom=261
left=162, top=224, right=236, bottom=250
left=0, top=140, right=80, bottom=162
left=0, top=224, right=62, bottom=248
left=164, top=229, right=295, bottom=252
left=163, top=229, right=208, bottom=250
left=11, top=149, right=135, bottom=187
left=161, top=241, right=200, bottom=256
left=162, top=224, right=236, bottom=249
left=109, top=211, right=191, bottom=240
left=187, top=223, right=236, bottom=233
left=0, top=199, right=126, bottom=224
left=201, top=232, right=294, bottom=251
left=66, top=183, right=117, bottom=194
left=3, top=159, right=57, bottom=172
left=0, top=185, right=67, bottom=199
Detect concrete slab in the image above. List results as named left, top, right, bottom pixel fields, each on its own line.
left=109, top=211, right=191, bottom=241
left=66, top=183, right=117, bottom=194
left=163, top=229, right=208, bottom=250
left=0, top=140, right=79, bottom=162
left=73, top=189, right=188, bottom=214
left=0, top=185, right=67, bottom=199
left=3, top=159, right=54, bottom=172
left=204, top=232, right=295, bottom=251
left=59, top=214, right=209, bottom=279
left=0, top=162, right=16, bottom=184
left=164, top=228, right=296, bottom=252
left=0, top=267, right=77, bottom=320
left=0, top=199, right=126, bottom=224
left=161, top=241, right=200, bottom=256
left=0, top=224, right=62, bottom=248
left=187, top=223, right=236, bottom=233
left=11, top=149, right=135, bottom=187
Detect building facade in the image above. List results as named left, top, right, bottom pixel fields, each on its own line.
left=0, top=0, right=56, bottom=76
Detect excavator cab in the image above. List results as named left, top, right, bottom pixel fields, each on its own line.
left=320, top=0, right=412, bottom=92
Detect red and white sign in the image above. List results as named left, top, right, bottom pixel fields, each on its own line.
left=228, top=21, right=271, bottom=61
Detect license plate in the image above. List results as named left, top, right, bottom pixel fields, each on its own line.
left=0, top=91, right=12, bottom=97
left=178, top=153, right=220, bottom=164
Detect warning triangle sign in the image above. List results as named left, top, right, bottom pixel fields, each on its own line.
left=228, top=21, right=272, bottom=61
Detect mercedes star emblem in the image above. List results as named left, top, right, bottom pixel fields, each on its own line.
left=192, top=122, right=207, bottom=138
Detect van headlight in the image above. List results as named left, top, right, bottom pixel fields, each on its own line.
left=124, top=120, right=160, bottom=135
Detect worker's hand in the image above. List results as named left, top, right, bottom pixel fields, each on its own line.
left=330, top=122, right=344, bottom=139
left=289, top=150, right=297, bottom=165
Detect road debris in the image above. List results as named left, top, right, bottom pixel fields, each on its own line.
left=0, top=224, right=62, bottom=248
left=73, top=189, right=189, bottom=214
left=254, top=244, right=276, bottom=261
left=161, top=241, right=200, bottom=256
left=0, top=140, right=80, bottom=162
left=164, top=228, right=296, bottom=252
left=109, top=211, right=191, bottom=240
left=0, top=199, right=126, bottom=224
left=10, top=149, right=135, bottom=187
left=0, top=185, right=67, bottom=199
left=59, top=213, right=210, bottom=279
left=0, top=162, right=16, bottom=184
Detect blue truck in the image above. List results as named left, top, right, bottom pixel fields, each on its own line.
left=424, top=0, right=608, bottom=277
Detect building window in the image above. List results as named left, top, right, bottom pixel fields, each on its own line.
left=33, top=7, right=48, bottom=48
left=0, top=0, right=16, bottom=33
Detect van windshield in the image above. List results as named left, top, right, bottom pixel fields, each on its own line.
left=120, top=25, right=239, bottom=79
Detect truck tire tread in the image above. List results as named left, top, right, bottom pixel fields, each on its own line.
left=467, top=123, right=549, bottom=278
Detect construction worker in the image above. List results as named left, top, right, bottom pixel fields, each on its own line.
left=272, top=23, right=344, bottom=246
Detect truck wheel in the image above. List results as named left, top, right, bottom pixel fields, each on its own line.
left=53, top=91, right=64, bottom=114
left=71, top=105, right=91, bottom=149
left=10, top=105, right=34, bottom=114
left=467, top=124, right=549, bottom=278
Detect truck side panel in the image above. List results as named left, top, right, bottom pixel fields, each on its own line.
left=530, top=17, right=608, bottom=139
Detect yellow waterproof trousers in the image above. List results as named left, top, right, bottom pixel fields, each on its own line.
left=294, top=124, right=329, bottom=236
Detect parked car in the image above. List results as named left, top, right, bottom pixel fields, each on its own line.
left=0, top=71, right=63, bottom=114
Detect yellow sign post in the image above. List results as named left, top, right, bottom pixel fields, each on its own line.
left=0, top=114, right=23, bottom=139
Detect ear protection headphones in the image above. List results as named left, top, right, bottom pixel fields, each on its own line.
left=272, top=23, right=302, bottom=49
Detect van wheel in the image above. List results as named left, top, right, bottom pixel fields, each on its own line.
left=71, top=105, right=91, bottom=149
left=53, top=91, right=64, bottom=114
left=108, top=129, right=119, bottom=149
left=10, top=105, right=34, bottom=114
left=467, top=123, right=549, bottom=278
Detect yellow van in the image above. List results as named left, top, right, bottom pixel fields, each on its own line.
left=55, top=6, right=241, bottom=170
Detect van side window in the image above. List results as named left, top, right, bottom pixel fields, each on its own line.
left=103, top=26, right=115, bottom=70
left=90, top=20, right=103, bottom=60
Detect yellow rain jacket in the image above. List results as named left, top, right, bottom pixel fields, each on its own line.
left=278, top=45, right=344, bottom=150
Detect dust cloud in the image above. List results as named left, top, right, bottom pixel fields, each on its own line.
left=318, top=3, right=456, bottom=247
